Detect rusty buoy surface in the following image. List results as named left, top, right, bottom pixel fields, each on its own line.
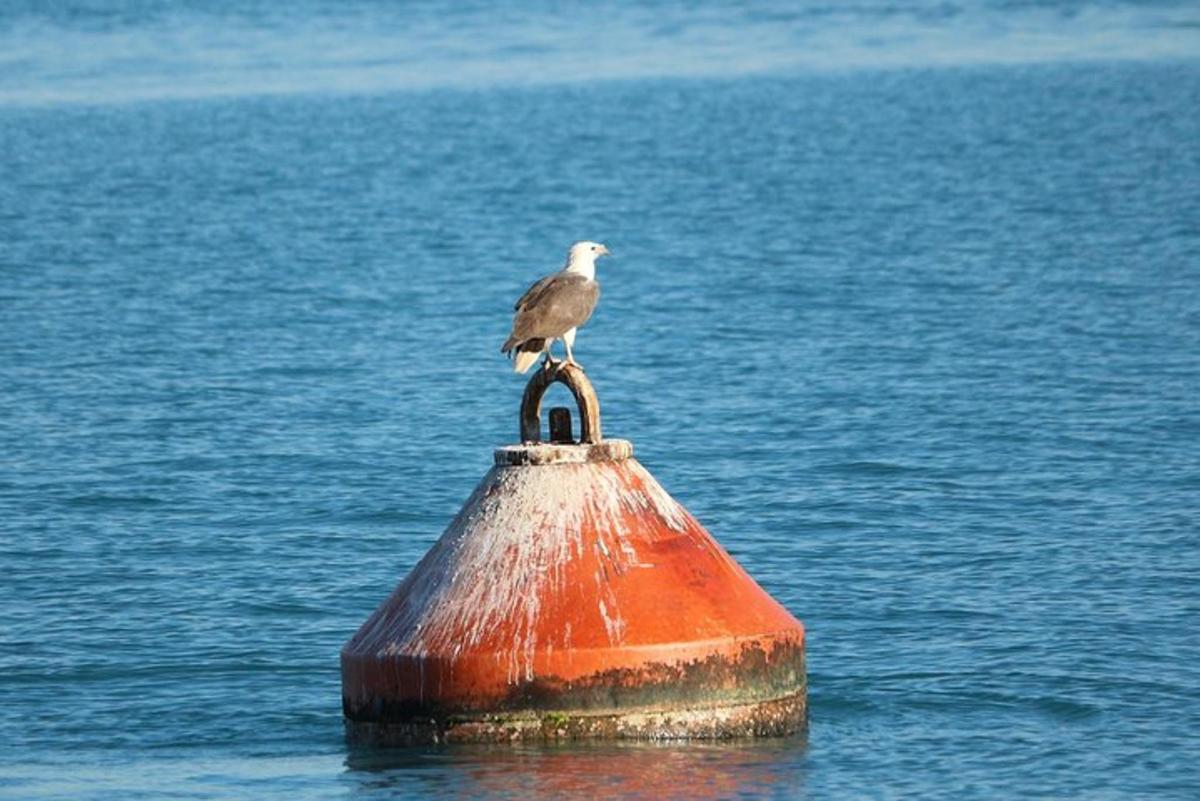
left=341, top=365, right=806, bottom=743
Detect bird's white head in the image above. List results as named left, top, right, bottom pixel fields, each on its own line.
left=564, top=241, right=610, bottom=278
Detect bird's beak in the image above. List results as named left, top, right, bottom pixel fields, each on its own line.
left=598, top=245, right=611, bottom=257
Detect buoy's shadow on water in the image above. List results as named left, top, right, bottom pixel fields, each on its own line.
left=342, top=735, right=809, bottom=799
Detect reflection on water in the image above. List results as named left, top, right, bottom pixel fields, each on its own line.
left=343, top=737, right=809, bottom=800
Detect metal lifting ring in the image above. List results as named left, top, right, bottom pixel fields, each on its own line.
left=519, top=363, right=602, bottom=444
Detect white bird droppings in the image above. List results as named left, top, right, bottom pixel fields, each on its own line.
left=354, top=458, right=691, bottom=684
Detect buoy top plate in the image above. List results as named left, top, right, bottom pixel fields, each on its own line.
left=494, top=439, right=633, bottom=466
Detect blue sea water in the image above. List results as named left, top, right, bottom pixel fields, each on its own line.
left=2, top=1, right=1200, bottom=798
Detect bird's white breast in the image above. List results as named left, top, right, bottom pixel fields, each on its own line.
left=563, top=257, right=597, bottom=281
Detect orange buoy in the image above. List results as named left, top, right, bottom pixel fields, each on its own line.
left=341, top=365, right=806, bottom=743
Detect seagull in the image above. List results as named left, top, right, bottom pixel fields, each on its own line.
left=501, top=241, right=610, bottom=373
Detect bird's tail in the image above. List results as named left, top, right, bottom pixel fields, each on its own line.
left=513, top=348, right=542, bottom=374
left=505, top=337, right=547, bottom=373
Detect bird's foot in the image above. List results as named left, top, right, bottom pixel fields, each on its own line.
left=541, top=355, right=562, bottom=372
left=562, top=358, right=584, bottom=372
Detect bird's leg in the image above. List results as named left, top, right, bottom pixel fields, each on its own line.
left=541, top=340, right=561, bottom=371
left=563, top=340, right=582, bottom=370
left=560, top=328, right=583, bottom=370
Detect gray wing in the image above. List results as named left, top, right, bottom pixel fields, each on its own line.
left=508, top=272, right=600, bottom=342
left=513, top=274, right=558, bottom=311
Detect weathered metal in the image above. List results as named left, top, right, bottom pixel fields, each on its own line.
left=341, top=367, right=806, bottom=743
left=548, top=407, right=574, bottom=443
left=520, top=363, right=601, bottom=443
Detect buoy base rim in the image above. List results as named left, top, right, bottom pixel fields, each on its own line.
left=343, top=634, right=805, bottom=721
left=344, top=690, right=806, bottom=745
